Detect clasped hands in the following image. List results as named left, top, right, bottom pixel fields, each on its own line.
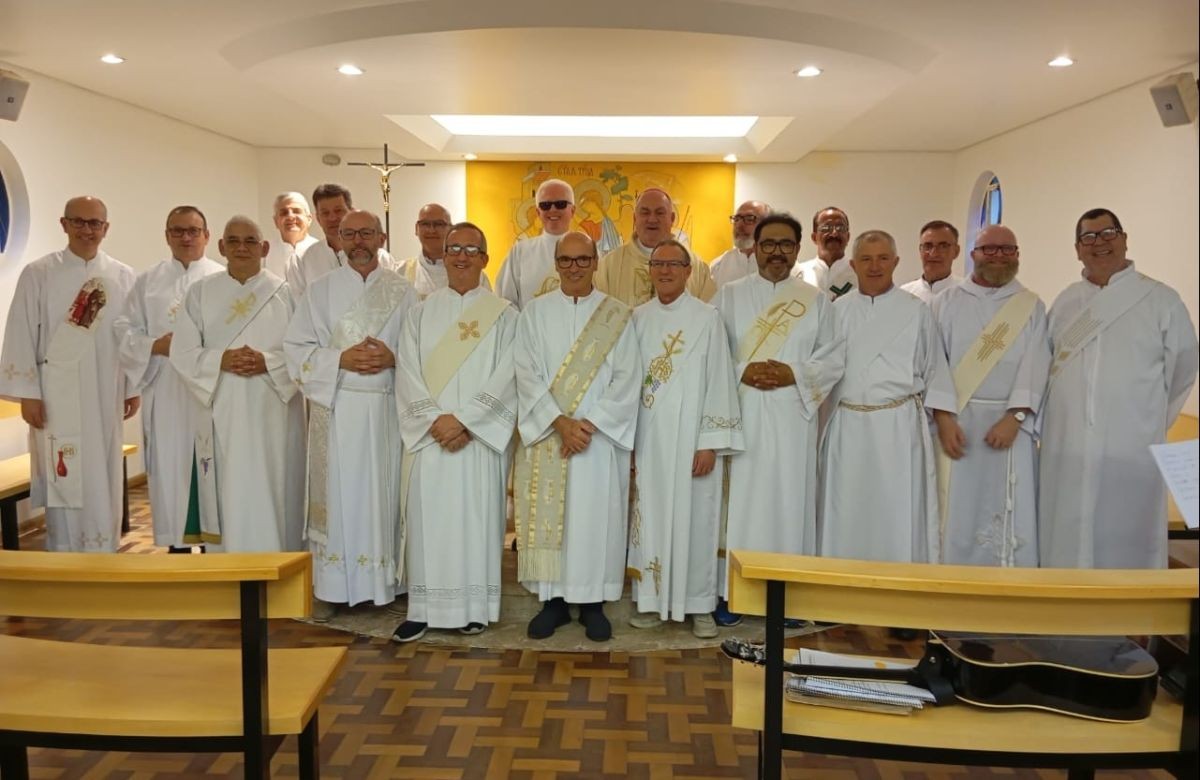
left=220, top=345, right=268, bottom=376
left=430, top=413, right=471, bottom=453
left=740, top=359, right=795, bottom=390
left=934, top=409, right=1023, bottom=459
left=553, top=415, right=597, bottom=458
left=339, top=337, right=396, bottom=375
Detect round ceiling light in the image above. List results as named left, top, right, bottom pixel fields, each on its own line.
left=794, top=66, right=822, bottom=78
left=337, top=64, right=364, bottom=76
left=1048, top=56, right=1074, bottom=68
left=100, top=54, right=126, bottom=64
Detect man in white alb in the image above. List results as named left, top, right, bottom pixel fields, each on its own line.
left=514, top=231, right=640, bottom=642
left=264, top=191, right=337, bottom=299
left=792, top=207, right=856, bottom=301
left=713, top=213, right=844, bottom=626
left=628, top=239, right=743, bottom=638
left=928, top=225, right=1050, bottom=567
left=396, top=203, right=491, bottom=299
left=285, top=210, right=416, bottom=620
left=114, top=205, right=224, bottom=553
left=709, top=200, right=771, bottom=288
left=0, top=196, right=140, bottom=552
left=392, top=222, right=518, bottom=641
left=496, top=179, right=576, bottom=309
left=170, top=216, right=306, bottom=552
left=1039, top=208, right=1198, bottom=568
left=900, top=220, right=964, bottom=304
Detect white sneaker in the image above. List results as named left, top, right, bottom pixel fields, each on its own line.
left=629, top=613, right=664, bottom=629
left=311, top=599, right=338, bottom=623
left=691, top=613, right=719, bottom=639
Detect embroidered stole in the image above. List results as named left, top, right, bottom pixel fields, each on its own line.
left=1047, top=272, right=1156, bottom=383
left=305, top=270, right=410, bottom=545
left=514, top=296, right=632, bottom=583
left=736, top=279, right=818, bottom=365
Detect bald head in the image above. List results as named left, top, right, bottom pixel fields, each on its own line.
left=732, top=199, right=771, bottom=250
left=415, top=203, right=452, bottom=259
left=63, top=196, right=108, bottom=221
left=554, top=230, right=597, bottom=260
left=634, top=188, right=676, bottom=248
left=554, top=230, right=598, bottom=296
left=975, top=224, right=1017, bottom=247
left=60, top=196, right=110, bottom=259
left=971, top=224, right=1020, bottom=288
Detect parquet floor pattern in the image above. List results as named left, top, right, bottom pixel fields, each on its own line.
left=4, top=487, right=1171, bottom=779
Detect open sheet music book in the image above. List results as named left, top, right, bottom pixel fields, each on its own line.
left=784, top=648, right=936, bottom=715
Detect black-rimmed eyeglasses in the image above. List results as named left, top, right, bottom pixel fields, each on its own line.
left=555, top=255, right=594, bottom=268
left=1077, top=228, right=1123, bottom=245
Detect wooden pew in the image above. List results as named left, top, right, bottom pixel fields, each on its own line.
left=728, top=551, right=1198, bottom=779
left=0, top=443, right=139, bottom=550
left=0, top=551, right=347, bottom=778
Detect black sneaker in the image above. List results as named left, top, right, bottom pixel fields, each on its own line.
left=578, top=603, right=612, bottom=642
left=459, top=622, right=486, bottom=635
left=392, top=620, right=427, bottom=643
left=527, top=598, right=571, bottom=639
left=889, top=627, right=921, bottom=641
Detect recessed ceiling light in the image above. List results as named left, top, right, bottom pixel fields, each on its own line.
left=337, top=64, right=364, bottom=76
left=723, top=154, right=738, bottom=163
left=100, top=54, right=125, bottom=65
left=463, top=153, right=478, bottom=161
left=430, top=115, right=758, bottom=138
left=1048, top=56, right=1074, bottom=68
left=794, top=66, right=822, bottom=78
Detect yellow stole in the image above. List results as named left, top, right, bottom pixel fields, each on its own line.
left=736, top=279, right=818, bottom=364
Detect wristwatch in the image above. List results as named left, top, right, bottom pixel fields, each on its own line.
left=1011, top=410, right=1028, bottom=423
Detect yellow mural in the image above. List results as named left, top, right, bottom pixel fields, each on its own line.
left=466, top=161, right=735, bottom=281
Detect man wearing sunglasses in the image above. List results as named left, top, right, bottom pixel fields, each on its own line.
left=114, top=206, right=224, bottom=553
left=1039, top=208, right=1198, bottom=569
left=595, top=188, right=716, bottom=306
left=1, top=195, right=140, bottom=552
left=496, top=179, right=576, bottom=309
left=710, top=200, right=771, bottom=288
left=791, top=206, right=857, bottom=301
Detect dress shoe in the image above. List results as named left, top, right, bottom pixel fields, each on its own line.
left=527, top=598, right=571, bottom=639
left=578, top=603, right=612, bottom=641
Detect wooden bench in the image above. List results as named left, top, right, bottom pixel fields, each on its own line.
left=728, top=551, right=1198, bottom=779
left=0, top=443, right=139, bottom=550
left=0, top=550, right=347, bottom=778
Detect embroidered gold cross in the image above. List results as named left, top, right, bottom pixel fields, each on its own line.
left=648, top=329, right=685, bottom=384
left=645, top=557, right=663, bottom=595
left=225, top=292, right=257, bottom=324
left=976, top=322, right=1010, bottom=361
left=458, top=320, right=480, bottom=341
left=747, top=299, right=807, bottom=360
left=2, top=364, right=19, bottom=381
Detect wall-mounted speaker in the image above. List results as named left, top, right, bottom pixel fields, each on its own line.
left=1149, top=73, right=1198, bottom=127
left=0, top=69, right=31, bottom=122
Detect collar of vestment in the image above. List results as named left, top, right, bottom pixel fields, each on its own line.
left=448, top=283, right=487, bottom=300
left=854, top=284, right=897, bottom=302
left=749, top=272, right=795, bottom=290
left=64, top=248, right=104, bottom=266
left=653, top=291, right=692, bottom=311
left=557, top=287, right=599, bottom=304
left=962, top=277, right=1023, bottom=299
left=1082, top=259, right=1136, bottom=288
left=633, top=239, right=654, bottom=257
left=419, top=252, right=443, bottom=268
left=229, top=268, right=268, bottom=286
left=282, top=234, right=318, bottom=252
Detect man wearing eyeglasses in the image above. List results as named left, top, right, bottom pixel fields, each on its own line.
left=791, top=206, right=857, bottom=301
left=264, top=191, right=337, bottom=300
left=391, top=222, right=517, bottom=642
left=394, top=203, right=491, bottom=300
left=113, top=206, right=224, bottom=553
left=926, top=225, right=1050, bottom=568
left=709, top=200, right=771, bottom=288
left=496, top=179, right=577, bottom=309
left=627, top=239, right=743, bottom=638
left=513, top=231, right=640, bottom=642
left=595, top=188, right=717, bottom=306
left=1, top=196, right=140, bottom=552
left=1039, top=208, right=1198, bottom=569
left=284, top=210, right=415, bottom=621
left=712, top=213, right=845, bottom=627
left=169, top=216, right=306, bottom=553
left=900, top=220, right=963, bottom=304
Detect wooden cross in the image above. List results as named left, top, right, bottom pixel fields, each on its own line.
left=347, top=143, right=426, bottom=251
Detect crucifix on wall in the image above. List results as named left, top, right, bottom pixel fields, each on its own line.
left=347, top=143, right=425, bottom=251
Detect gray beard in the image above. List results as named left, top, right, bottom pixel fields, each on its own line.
left=734, top=236, right=754, bottom=252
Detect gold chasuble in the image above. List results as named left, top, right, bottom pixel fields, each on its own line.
left=596, top=242, right=716, bottom=307
left=514, top=296, right=632, bottom=583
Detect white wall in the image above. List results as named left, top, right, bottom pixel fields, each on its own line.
left=255, top=148, right=465, bottom=260
left=953, top=65, right=1200, bottom=414
left=735, top=152, right=956, bottom=283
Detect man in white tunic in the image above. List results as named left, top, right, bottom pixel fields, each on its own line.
left=792, top=207, right=857, bottom=301
left=900, top=220, right=964, bottom=303
left=713, top=213, right=845, bottom=626
left=709, top=200, right=771, bottom=288
left=170, top=216, right=306, bottom=552
left=514, top=231, right=640, bottom=642
left=396, top=203, right=491, bottom=299
left=1040, top=208, right=1198, bottom=569
left=392, top=222, right=518, bottom=641
left=819, top=230, right=953, bottom=568
left=596, top=188, right=716, bottom=307
left=285, top=210, right=416, bottom=620
left=114, top=205, right=223, bottom=552
left=628, top=239, right=743, bottom=638
left=265, top=191, right=337, bottom=298
left=928, top=225, right=1050, bottom=567
left=496, top=179, right=576, bottom=309
left=0, top=196, right=139, bottom=552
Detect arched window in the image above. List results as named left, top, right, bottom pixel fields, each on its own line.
left=0, top=140, right=29, bottom=263
left=981, top=175, right=1003, bottom=228
left=0, top=168, right=10, bottom=253
left=965, top=171, right=1004, bottom=275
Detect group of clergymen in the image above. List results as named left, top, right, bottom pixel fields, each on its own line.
left=1, top=178, right=1196, bottom=645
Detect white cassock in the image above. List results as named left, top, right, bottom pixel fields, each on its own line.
left=266, top=234, right=338, bottom=300
left=820, top=287, right=954, bottom=563
left=0, top=250, right=137, bottom=551
left=792, top=256, right=857, bottom=301
left=496, top=232, right=562, bottom=309
left=709, top=248, right=757, bottom=289
left=630, top=292, right=744, bottom=619
left=900, top=274, right=963, bottom=304
left=397, top=285, right=518, bottom=627
left=1039, top=263, right=1198, bottom=568
left=515, top=288, right=641, bottom=603
left=285, top=264, right=416, bottom=606
left=113, top=255, right=224, bottom=547
left=928, top=279, right=1050, bottom=567
left=714, top=274, right=845, bottom=598
left=395, top=253, right=493, bottom=300
left=170, top=270, right=306, bottom=552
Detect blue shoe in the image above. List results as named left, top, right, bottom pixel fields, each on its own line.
left=783, top=618, right=811, bottom=630
left=713, top=599, right=742, bottom=627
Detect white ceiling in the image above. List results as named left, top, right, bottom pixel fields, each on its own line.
left=1, top=0, right=1196, bottom=161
